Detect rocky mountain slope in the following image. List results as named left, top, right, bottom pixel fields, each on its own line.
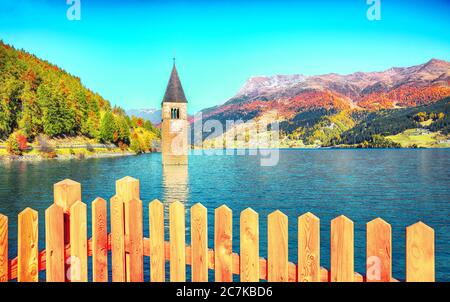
left=198, top=59, right=450, bottom=147
left=202, top=59, right=450, bottom=118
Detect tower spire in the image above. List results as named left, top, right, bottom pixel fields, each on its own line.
left=162, top=59, right=187, bottom=104
left=173, top=48, right=176, bottom=65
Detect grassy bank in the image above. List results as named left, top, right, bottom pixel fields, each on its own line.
left=0, top=135, right=160, bottom=161
left=387, top=129, right=450, bottom=148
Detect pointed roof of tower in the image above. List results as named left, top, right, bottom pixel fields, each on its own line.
left=162, top=60, right=187, bottom=104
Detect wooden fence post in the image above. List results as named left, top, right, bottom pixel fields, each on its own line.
left=240, top=208, right=259, bottom=282
left=116, top=176, right=140, bottom=204
left=366, top=218, right=391, bottom=282
left=54, top=179, right=82, bottom=214
left=406, top=222, right=435, bottom=282
left=110, top=195, right=126, bottom=282
left=92, top=197, right=108, bottom=282
left=268, top=210, right=288, bottom=282
left=331, top=215, right=354, bottom=282
left=149, top=199, right=165, bottom=282
left=70, top=201, right=87, bottom=282
left=45, top=204, right=65, bottom=282
left=191, top=203, right=208, bottom=282
left=125, top=198, right=143, bottom=282
left=0, top=214, right=8, bottom=282
left=170, top=201, right=186, bottom=282
left=215, top=205, right=233, bottom=282
left=298, top=212, right=320, bottom=282
left=18, top=208, right=39, bottom=282
left=54, top=179, right=81, bottom=281
left=116, top=176, right=140, bottom=282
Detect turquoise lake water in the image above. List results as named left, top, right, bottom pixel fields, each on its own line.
left=0, top=149, right=449, bottom=281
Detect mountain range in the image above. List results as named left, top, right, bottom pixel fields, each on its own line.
left=201, top=59, right=450, bottom=118
left=126, top=108, right=162, bottom=125
left=197, top=59, right=450, bottom=147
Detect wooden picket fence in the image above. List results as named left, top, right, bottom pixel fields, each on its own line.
left=0, top=177, right=435, bottom=282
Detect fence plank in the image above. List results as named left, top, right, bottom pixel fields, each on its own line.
left=125, top=198, right=143, bottom=282
left=268, top=210, right=288, bottom=282
left=215, top=205, right=233, bottom=282
left=45, top=204, right=65, bottom=282
left=366, top=218, right=391, bottom=282
left=92, top=197, right=108, bottom=282
left=18, top=208, right=39, bottom=282
left=169, top=201, right=186, bottom=282
left=0, top=214, right=8, bottom=282
left=240, top=208, right=259, bottom=282
left=191, top=203, right=208, bottom=282
left=53, top=179, right=81, bottom=282
left=331, top=215, right=354, bottom=282
left=406, top=222, right=435, bottom=282
left=116, top=176, right=140, bottom=282
left=70, top=201, right=88, bottom=282
left=298, top=212, right=320, bottom=282
left=149, top=199, right=165, bottom=282
left=110, top=195, right=126, bottom=282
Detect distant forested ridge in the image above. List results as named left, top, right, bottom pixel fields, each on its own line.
left=337, top=98, right=450, bottom=145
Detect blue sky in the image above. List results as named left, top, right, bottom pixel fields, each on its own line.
left=1, top=0, right=449, bottom=113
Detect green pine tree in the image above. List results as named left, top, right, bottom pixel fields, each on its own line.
left=98, top=111, right=116, bottom=143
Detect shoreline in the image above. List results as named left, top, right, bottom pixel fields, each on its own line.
left=2, top=146, right=449, bottom=162
left=0, top=151, right=138, bottom=162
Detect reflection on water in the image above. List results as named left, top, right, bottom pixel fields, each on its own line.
left=162, top=164, right=189, bottom=203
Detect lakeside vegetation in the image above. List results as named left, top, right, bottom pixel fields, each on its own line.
left=201, top=99, right=450, bottom=150
left=0, top=41, right=160, bottom=159
left=277, top=97, right=450, bottom=148
left=387, top=129, right=450, bottom=148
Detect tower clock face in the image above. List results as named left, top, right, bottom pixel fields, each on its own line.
left=170, top=120, right=184, bottom=133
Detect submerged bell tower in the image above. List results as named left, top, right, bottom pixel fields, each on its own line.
left=161, top=60, right=189, bottom=165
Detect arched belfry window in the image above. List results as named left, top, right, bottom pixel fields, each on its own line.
left=171, top=108, right=180, bottom=119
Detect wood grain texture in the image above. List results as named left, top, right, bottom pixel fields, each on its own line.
left=169, top=201, right=186, bottom=282
left=110, top=195, right=126, bottom=282
left=298, top=212, right=320, bottom=282
left=53, top=179, right=81, bottom=213
left=115, top=176, right=140, bottom=203
left=70, top=201, right=88, bottom=282
left=214, top=205, right=233, bottom=282
left=116, top=176, right=140, bottom=282
left=366, top=218, right=392, bottom=282
left=268, top=210, right=288, bottom=282
left=45, top=204, right=65, bottom=282
left=8, top=235, right=107, bottom=280
left=240, top=208, right=259, bottom=282
left=149, top=199, right=165, bottom=282
left=6, top=236, right=347, bottom=282
left=18, top=208, right=39, bottom=282
left=406, top=222, right=435, bottom=282
left=53, top=179, right=81, bottom=282
left=92, top=197, right=108, bottom=282
left=0, top=214, right=8, bottom=282
left=125, top=198, right=143, bottom=282
left=191, top=203, right=208, bottom=282
left=331, top=215, right=354, bottom=282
